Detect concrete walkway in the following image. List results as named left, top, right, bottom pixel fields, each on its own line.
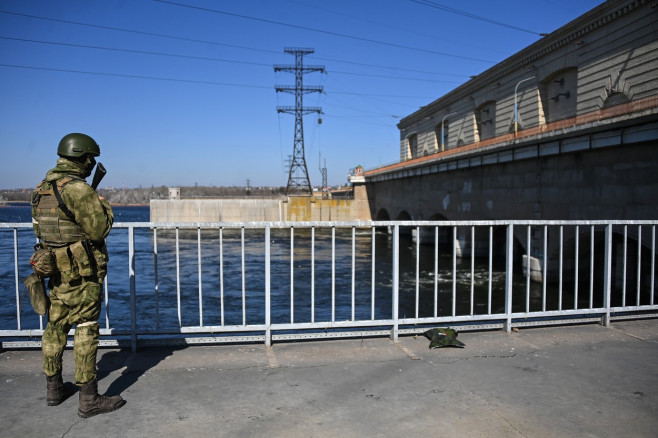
left=1, top=319, right=657, bottom=438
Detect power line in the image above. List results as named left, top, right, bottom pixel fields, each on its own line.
left=320, top=113, right=398, bottom=128
left=0, top=36, right=272, bottom=68
left=0, top=9, right=474, bottom=78
left=0, top=61, right=435, bottom=101
left=0, top=63, right=272, bottom=89
left=331, top=91, right=434, bottom=99
left=153, top=0, right=496, bottom=63
left=323, top=96, right=406, bottom=117
left=284, top=0, right=511, bottom=55
left=409, top=0, right=543, bottom=36
left=331, top=69, right=460, bottom=84
left=324, top=72, right=432, bottom=116
left=0, top=7, right=462, bottom=114
left=309, top=55, right=468, bottom=78
left=0, top=36, right=463, bottom=85
left=0, top=9, right=280, bottom=55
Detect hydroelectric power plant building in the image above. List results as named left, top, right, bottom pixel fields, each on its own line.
left=365, top=0, right=657, bottom=224
left=152, top=0, right=657, bottom=230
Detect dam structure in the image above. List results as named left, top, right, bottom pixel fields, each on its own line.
left=153, top=1, right=657, bottom=233
left=147, top=0, right=658, bottom=290
left=149, top=185, right=371, bottom=223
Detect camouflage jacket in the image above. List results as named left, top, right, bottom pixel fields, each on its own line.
left=31, top=158, right=114, bottom=245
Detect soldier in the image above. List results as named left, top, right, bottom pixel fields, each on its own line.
left=31, top=133, right=124, bottom=418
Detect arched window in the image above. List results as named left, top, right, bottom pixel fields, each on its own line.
left=542, top=68, right=577, bottom=123
left=603, top=91, right=630, bottom=108
left=476, top=101, right=496, bottom=141
left=435, top=120, right=450, bottom=151
left=406, top=134, right=418, bottom=159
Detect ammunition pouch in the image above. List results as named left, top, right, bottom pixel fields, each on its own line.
left=70, top=241, right=95, bottom=277
left=29, top=244, right=58, bottom=277
left=53, top=240, right=107, bottom=281
left=23, top=273, right=49, bottom=315
left=30, top=239, right=107, bottom=285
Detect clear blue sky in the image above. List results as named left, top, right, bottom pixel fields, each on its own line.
left=0, top=0, right=603, bottom=189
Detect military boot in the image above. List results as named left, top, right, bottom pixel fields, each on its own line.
left=77, top=377, right=124, bottom=418
left=46, top=372, right=76, bottom=406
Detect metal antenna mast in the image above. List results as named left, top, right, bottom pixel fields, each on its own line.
left=275, top=48, right=324, bottom=196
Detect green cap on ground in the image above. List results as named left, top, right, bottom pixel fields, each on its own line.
left=423, top=327, right=466, bottom=348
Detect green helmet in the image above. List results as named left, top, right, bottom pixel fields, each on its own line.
left=57, top=133, right=100, bottom=158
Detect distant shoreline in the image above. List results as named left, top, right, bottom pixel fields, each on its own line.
left=0, top=201, right=30, bottom=207
left=0, top=202, right=148, bottom=207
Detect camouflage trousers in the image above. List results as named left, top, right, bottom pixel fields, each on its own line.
left=42, top=274, right=103, bottom=385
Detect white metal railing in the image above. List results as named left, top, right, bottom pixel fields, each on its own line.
left=1, top=220, right=657, bottom=351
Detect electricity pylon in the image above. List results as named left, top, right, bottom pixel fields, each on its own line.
left=275, top=48, right=324, bottom=196
left=319, top=153, right=328, bottom=199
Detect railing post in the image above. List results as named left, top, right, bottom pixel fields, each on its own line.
left=504, top=224, right=514, bottom=332
left=175, top=227, right=181, bottom=327
left=602, top=223, right=612, bottom=327
left=13, top=229, right=21, bottom=331
left=331, top=226, right=336, bottom=322
left=265, top=226, right=271, bottom=346
left=371, top=226, right=376, bottom=320
left=311, top=226, right=315, bottom=323
left=391, top=224, right=400, bottom=341
left=219, top=227, right=224, bottom=326
left=129, top=225, right=137, bottom=353
left=197, top=226, right=203, bottom=327
left=289, top=226, right=294, bottom=324
left=452, top=226, right=457, bottom=317
left=103, top=270, right=110, bottom=330
left=649, top=225, right=656, bottom=306
left=241, top=227, right=246, bottom=326
left=435, top=226, right=439, bottom=318
left=415, top=226, right=420, bottom=319
left=352, top=226, right=356, bottom=321
left=636, top=226, right=642, bottom=306
left=153, top=228, right=159, bottom=329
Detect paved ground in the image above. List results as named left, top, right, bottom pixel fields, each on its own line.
left=1, top=319, right=657, bottom=438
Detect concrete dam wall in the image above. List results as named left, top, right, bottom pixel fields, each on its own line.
left=150, top=196, right=371, bottom=223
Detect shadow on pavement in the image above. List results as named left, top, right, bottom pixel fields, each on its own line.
left=97, top=346, right=185, bottom=396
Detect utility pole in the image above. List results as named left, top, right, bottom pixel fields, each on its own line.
left=275, top=48, right=324, bottom=196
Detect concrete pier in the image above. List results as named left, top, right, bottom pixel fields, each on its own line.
left=2, top=319, right=657, bottom=437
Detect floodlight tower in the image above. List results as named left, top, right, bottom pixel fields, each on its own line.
left=275, top=48, right=324, bottom=196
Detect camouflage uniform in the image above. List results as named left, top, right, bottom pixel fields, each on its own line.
left=31, top=157, right=113, bottom=385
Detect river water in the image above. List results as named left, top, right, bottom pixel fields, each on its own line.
left=1, top=204, right=575, bottom=332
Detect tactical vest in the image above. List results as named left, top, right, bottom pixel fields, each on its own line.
left=31, top=176, right=87, bottom=247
